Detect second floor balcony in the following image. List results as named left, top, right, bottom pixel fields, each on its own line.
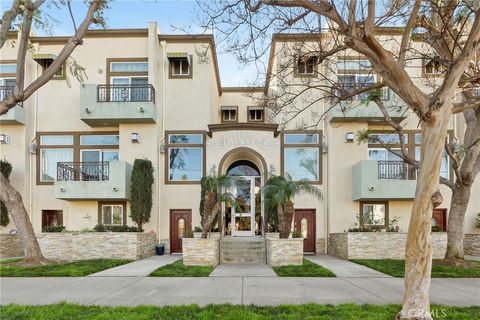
left=0, top=86, right=25, bottom=125
left=80, top=84, right=156, bottom=127
left=352, top=160, right=416, bottom=200
left=54, top=161, right=132, bottom=200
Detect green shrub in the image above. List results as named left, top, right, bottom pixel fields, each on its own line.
left=93, top=224, right=143, bottom=232
left=185, top=230, right=194, bottom=238
left=42, top=225, right=66, bottom=233
left=292, top=230, right=302, bottom=238
left=193, top=226, right=203, bottom=232
left=0, top=160, right=13, bottom=227
left=130, top=159, right=154, bottom=229
left=475, top=213, right=480, bottom=228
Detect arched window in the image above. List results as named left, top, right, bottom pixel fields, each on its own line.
left=227, top=160, right=260, bottom=176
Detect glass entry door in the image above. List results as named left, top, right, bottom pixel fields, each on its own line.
left=231, top=177, right=255, bottom=237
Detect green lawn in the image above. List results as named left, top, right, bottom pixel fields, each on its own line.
left=0, top=259, right=132, bottom=277
left=1, top=303, right=479, bottom=320
left=273, top=258, right=336, bottom=277
left=149, top=259, right=214, bottom=277
left=351, top=259, right=480, bottom=278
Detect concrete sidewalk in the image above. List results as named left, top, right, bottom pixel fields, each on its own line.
left=89, top=255, right=181, bottom=277
left=1, top=276, right=478, bottom=307
left=210, top=264, right=277, bottom=277
left=305, top=255, right=392, bottom=278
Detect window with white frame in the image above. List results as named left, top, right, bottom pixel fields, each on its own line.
left=170, top=58, right=190, bottom=76
left=424, top=56, right=445, bottom=75
left=248, top=106, right=264, bottom=122
left=360, top=202, right=388, bottom=227
left=221, top=106, right=237, bottom=122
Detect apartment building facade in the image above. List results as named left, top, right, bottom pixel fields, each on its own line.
left=0, top=22, right=478, bottom=254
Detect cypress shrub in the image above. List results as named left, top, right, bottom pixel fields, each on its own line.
left=0, top=160, right=13, bottom=227
left=130, top=159, right=154, bottom=229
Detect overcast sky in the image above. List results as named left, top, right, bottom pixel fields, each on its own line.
left=1, top=0, right=263, bottom=87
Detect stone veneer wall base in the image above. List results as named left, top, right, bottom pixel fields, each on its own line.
left=35, top=232, right=156, bottom=260
left=266, top=238, right=303, bottom=267
left=0, top=234, right=24, bottom=258
left=329, top=232, right=448, bottom=260
left=182, top=238, right=220, bottom=267
left=464, top=234, right=480, bottom=256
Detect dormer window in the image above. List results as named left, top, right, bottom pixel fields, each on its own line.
left=424, top=57, right=445, bottom=75
left=221, top=106, right=238, bottom=122
left=296, top=56, right=317, bottom=76
left=168, top=53, right=192, bottom=78
left=248, top=106, right=264, bottom=122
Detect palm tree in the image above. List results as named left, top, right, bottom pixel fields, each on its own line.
left=262, top=174, right=322, bottom=239
left=199, top=174, right=243, bottom=238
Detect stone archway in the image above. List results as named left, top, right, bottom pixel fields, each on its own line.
left=217, top=147, right=268, bottom=180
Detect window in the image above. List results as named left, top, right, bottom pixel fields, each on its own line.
left=170, top=58, right=191, bottom=77
left=221, top=106, right=238, bottom=122
left=40, top=148, right=74, bottom=182
left=338, top=74, right=389, bottom=101
left=424, top=57, right=445, bottom=75
left=0, top=78, right=15, bottom=101
left=110, top=61, right=148, bottom=72
left=100, top=203, right=125, bottom=226
left=415, top=147, right=450, bottom=179
left=43, top=60, right=65, bottom=79
left=80, top=135, right=119, bottom=145
left=368, top=148, right=403, bottom=161
left=336, top=59, right=372, bottom=71
left=0, top=63, right=16, bottom=74
left=42, top=210, right=63, bottom=229
left=360, top=202, right=388, bottom=228
left=282, top=132, right=321, bottom=182
left=368, top=133, right=408, bottom=145
left=248, top=106, right=264, bottom=122
left=37, top=132, right=119, bottom=184
left=166, top=131, right=205, bottom=183
left=296, top=56, right=317, bottom=76
left=110, top=77, right=149, bottom=102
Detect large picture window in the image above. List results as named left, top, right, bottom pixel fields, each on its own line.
left=98, top=202, right=126, bottom=226
left=282, top=132, right=322, bottom=183
left=360, top=201, right=388, bottom=228
left=166, top=131, right=205, bottom=184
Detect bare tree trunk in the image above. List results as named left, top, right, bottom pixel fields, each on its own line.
left=0, top=172, right=44, bottom=262
left=201, top=202, right=221, bottom=239
left=398, top=108, right=451, bottom=320
left=445, top=184, right=470, bottom=260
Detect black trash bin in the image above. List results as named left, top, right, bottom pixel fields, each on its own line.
left=156, top=244, right=165, bottom=256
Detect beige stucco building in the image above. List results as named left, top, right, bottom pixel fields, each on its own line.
left=0, top=22, right=478, bottom=255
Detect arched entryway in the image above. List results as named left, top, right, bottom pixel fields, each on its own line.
left=218, top=148, right=267, bottom=237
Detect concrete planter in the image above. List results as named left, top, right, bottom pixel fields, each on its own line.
left=266, top=238, right=303, bottom=267
left=182, top=238, right=220, bottom=267
left=35, top=232, right=156, bottom=261
left=464, top=234, right=480, bottom=256
left=328, top=232, right=447, bottom=260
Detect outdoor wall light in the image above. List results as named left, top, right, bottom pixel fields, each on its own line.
left=97, top=68, right=103, bottom=74
left=321, top=142, right=328, bottom=154
left=344, top=132, right=355, bottom=143
left=0, top=134, right=10, bottom=144
left=368, top=186, right=374, bottom=191
left=159, top=142, right=166, bottom=153
left=60, top=187, right=66, bottom=192
left=28, top=142, right=37, bottom=154
left=113, top=187, right=119, bottom=192
left=139, top=107, right=145, bottom=113
left=131, top=133, right=141, bottom=143
left=85, top=108, right=91, bottom=114
left=269, top=164, right=276, bottom=175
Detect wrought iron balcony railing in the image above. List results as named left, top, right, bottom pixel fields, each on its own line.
left=0, top=86, right=23, bottom=106
left=97, top=84, right=155, bottom=103
left=57, top=162, right=109, bottom=182
left=378, top=160, right=409, bottom=180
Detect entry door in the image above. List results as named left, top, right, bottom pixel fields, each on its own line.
left=432, top=208, right=447, bottom=231
left=294, top=209, right=316, bottom=253
left=232, top=177, right=255, bottom=237
left=170, top=209, right=192, bottom=253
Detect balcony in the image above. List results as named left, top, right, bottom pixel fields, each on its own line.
left=80, top=84, right=156, bottom=127
left=54, top=161, right=132, bottom=200
left=352, top=160, right=416, bottom=200
left=0, top=86, right=25, bottom=125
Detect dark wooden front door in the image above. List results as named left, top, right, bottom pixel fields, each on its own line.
left=170, top=209, right=192, bottom=253
left=294, top=209, right=316, bottom=253
left=432, top=208, right=447, bottom=231
left=42, top=210, right=63, bottom=228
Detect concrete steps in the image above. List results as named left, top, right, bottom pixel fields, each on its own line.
left=220, top=237, right=266, bottom=264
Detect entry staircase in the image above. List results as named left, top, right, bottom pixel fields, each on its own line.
left=220, top=237, right=266, bottom=264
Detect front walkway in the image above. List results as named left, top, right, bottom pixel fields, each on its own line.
left=305, top=255, right=392, bottom=278
left=89, top=255, right=181, bottom=277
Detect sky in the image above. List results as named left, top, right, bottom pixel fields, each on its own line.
left=1, top=0, right=262, bottom=87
